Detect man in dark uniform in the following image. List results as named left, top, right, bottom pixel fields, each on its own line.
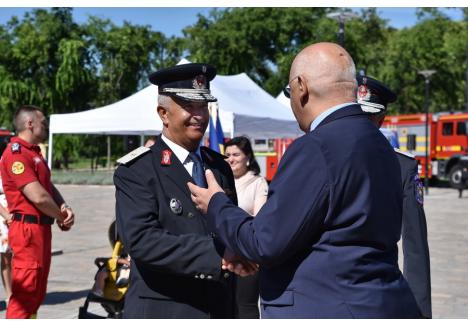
left=114, top=63, right=255, bottom=318
left=357, top=74, right=432, bottom=318
left=0, top=105, right=75, bottom=318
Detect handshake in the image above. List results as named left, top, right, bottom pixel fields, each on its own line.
left=222, top=249, right=259, bottom=277
left=57, top=203, right=75, bottom=231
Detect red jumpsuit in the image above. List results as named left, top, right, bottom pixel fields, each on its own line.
left=0, top=136, right=54, bottom=318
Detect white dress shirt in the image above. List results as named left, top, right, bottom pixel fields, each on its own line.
left=161, top=134, right=203, bottom=177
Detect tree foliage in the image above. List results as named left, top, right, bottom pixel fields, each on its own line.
left=0, top=7, right=467, bottom=168
left=183, top=7, right=467, bottom=114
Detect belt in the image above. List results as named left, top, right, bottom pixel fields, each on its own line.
left=13, top=213, right=55, bottom=225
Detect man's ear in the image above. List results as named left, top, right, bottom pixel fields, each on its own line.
left=26, top=117, right=34, bottom=130
left=297, top=76, right=309, bottom=106
left=157, top=105, right=169, bottom=127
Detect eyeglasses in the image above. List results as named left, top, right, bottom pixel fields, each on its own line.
left=283, top=75, right=300, bottom=99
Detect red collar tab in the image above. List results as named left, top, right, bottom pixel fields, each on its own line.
left=161, top=149, right=172, bottom=166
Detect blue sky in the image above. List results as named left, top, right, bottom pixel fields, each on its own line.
left=0, top=7, right=464, bottom=36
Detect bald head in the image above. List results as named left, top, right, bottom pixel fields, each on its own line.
left=290, top=42, right=357, bottom=100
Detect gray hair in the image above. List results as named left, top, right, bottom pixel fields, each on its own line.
left=158, top=94, right=172, bottom=108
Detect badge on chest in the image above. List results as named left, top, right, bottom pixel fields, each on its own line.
left=169, top=198, right=183, bottom=215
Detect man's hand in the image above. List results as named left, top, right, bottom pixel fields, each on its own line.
left=4, top=213, right=13, bottom=227
left=188, top=169, right=224, bottom=214
left=58, top=204, right=75, bottom=231
left=222, top=248, right=259, bottom=277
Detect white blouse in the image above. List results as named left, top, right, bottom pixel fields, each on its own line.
left=235, top=171, right=268, bottom=216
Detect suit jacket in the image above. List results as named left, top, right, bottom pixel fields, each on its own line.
left=114, top=135, right=237, bottom=318
left=207, top=104, right=421, bottom=318
left=397, top=151, right=432, bottom=318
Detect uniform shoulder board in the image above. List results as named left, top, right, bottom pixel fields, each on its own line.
left=394, top=148, right=415, bottom=159
left=116, top=146, right=150, bottom=165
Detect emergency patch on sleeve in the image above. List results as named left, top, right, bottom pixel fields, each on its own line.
left=11, top=161, right=25, bottom=175
left=11, top=143, right=21, bottom=153
left=414, top=174, right=424, bottom=205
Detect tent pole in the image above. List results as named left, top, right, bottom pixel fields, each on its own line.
left=107, top=135, right=111, bottom=170
left=231, top=115, right=234, bottom=138
left=47, top=132, right=53, bottom=170
left=140, top=134, right=144, bottom=146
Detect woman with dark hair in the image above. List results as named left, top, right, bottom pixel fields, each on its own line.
left=224, top=136, right=268, bottom=319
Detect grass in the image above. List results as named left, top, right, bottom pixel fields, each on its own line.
left=51, top=169, right=115, bottom=185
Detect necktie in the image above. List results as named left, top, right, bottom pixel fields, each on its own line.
left=189, top=152, right=207, bottom=188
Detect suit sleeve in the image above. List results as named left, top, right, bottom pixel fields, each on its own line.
left=114, top=165, right=225, bottom=281
left=401, top=160, right=432, bottom=318
left=207, top=138, right=329, bottom=267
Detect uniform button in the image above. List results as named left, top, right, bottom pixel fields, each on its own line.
left=223, top=272, right=230, bottom=279
left=206, top=275, right=213, bottom=280
left=199, top=274, right=205, bottom=279
left=194, top=274, right=199, bottom=279
left=187, top=212, right=194, bottom=218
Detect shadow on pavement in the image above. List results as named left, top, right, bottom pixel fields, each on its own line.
left=44, top=289, right=90, bottom=305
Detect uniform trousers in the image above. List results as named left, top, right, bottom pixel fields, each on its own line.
left=236, top=274, right=260, bottom=318
left=6, top=221, right=51, bottom=318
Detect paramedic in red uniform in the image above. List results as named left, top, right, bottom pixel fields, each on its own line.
left=0, top=105, right=75, bottom=318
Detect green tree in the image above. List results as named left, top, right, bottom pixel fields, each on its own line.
left=383, top=17, right=466, bottom=114
left=82, top=17, right=169, bottom=106
left=183, top=8, right=332, bottom=95
left=0, top=8, right=93, bottom=126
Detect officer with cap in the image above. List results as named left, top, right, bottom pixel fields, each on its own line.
left=114, top=63, right=256, bottom=318
left=357, top=74, right=432, bottom=318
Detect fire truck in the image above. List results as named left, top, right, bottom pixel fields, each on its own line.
left=383, top=112, right=468, bottom=189
left=0, top=128, right=14, bottom=156
left=253, top=138, right=294, bottom=181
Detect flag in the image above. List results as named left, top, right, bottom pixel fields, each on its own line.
left=209, top=115, right=221, bottom=153
left=208, top=105, right=225, bottom=153
left=215, top=108, right=225, bottom=154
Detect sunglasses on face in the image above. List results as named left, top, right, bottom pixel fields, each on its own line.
left=282, top=75, right=300, bottom=99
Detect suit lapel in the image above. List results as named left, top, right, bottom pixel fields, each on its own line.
left=200, top=147, right=223, bottom=186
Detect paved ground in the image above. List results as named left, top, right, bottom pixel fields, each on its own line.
left=1, top=185, right=467, bottom=318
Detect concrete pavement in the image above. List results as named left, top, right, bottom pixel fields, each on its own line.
left=1, top=185, right=467, bottom=318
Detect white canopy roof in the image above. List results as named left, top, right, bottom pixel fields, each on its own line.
left=276, top=91, right=291, bottom=110
left=50, top=73, right=300, bottom=139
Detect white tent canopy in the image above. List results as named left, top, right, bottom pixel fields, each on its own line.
left=48, top=71, right=302, bottom=167
left=276, top=90, right=291, bottom=110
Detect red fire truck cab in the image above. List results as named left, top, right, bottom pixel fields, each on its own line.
left=0, top=128, right=14, bottom=156
left=252, top=138, right=295, bottom=182
left=383, top=112, right=468, bottom=189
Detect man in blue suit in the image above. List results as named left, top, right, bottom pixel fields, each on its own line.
left=188, top=42, right=421, bottom=318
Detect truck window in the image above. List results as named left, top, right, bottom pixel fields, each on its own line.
left=407, top=134, right=416, bottom=151
left=456, top=121, right=467, bottom=135
left=442, top=122, right=453, bottom=135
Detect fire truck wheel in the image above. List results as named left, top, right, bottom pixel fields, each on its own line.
left=448, top=164, right=464, bottom=189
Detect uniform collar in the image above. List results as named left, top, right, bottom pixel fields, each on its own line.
left=11, top=136, right=41, bottom=152
left=161, top=134, right=201, bottom=164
